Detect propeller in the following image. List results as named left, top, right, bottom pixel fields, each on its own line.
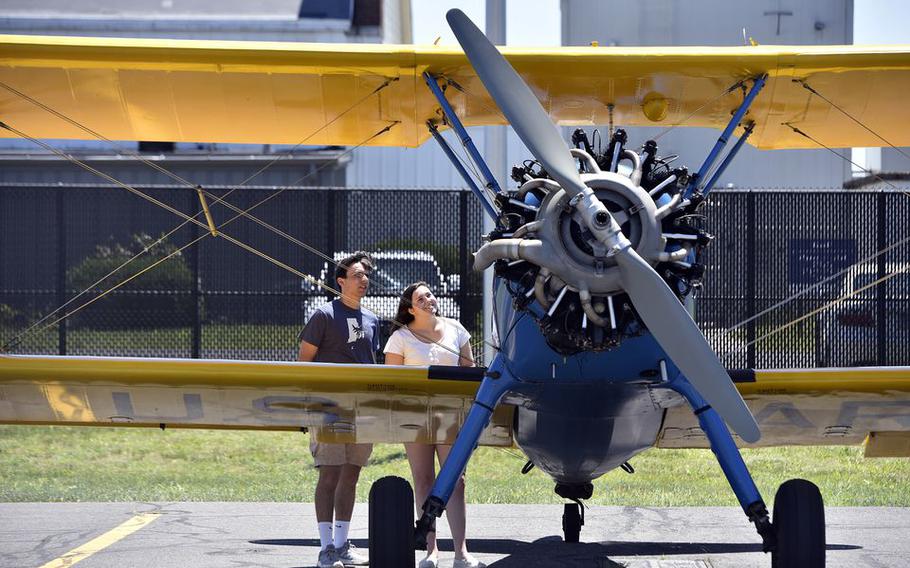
left=446, top=9, right=760, bottom=443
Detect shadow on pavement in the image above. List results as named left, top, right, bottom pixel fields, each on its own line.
left=250, top=536, right=860, bottom=567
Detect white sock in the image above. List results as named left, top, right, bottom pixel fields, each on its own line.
left=318, top=522, right=333, bottom=550
left=333, top=520, right=350, bottom=549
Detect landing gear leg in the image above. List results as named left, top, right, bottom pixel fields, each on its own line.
left=414, top=358, right=516, bottom=549
left=555, top=483, right=592, bottom=543
left=670, top=372, right=826, bottom=566
left=669, top=375, right=774, bottom=548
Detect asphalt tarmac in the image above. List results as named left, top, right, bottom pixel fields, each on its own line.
left=1, top=503, right=907, bottom=568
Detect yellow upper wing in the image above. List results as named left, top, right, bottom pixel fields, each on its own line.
left=2, top=35, right=910, bottom=149
left=659, top=367, right=910, bottom=456
left=0, top=355, right=514, bottom=446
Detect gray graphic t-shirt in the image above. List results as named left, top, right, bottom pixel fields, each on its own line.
left=298, top=299, right=380, bottom=364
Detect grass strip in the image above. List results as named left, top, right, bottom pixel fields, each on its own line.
left=2, top=426, right=908, bottom=505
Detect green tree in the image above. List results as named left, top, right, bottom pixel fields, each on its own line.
left=66, top=233, right=196, bottom=329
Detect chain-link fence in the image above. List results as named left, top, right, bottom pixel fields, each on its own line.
left=1, top=184, right=908, bottom=368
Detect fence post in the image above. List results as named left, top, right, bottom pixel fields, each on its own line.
left=57, top=187, right=67, bottom=355
left=189, top=191, right=201, bottom=359
left=0, top=189, right=3, bottom=302
left=327, top=189, right=337, bottom=255
left=877, top=190, right=886, bottom=365
left=746, top=191, right=755, bottom=369
left=458, top=190, right=468, bottom=326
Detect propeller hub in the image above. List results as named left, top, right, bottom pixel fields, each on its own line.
left=473, top=143, right=704, bottom=353
left=519, top=168, right=664, bottom=297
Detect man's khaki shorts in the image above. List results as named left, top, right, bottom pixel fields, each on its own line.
left=310, top=439, right=373, bottom=467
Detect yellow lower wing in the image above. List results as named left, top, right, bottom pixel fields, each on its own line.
left=0, top=355, right=514, bottom=447
left=659, top=367, right=910, bottom=457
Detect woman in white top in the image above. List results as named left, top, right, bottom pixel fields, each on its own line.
left=384, top=281, right=484, bottom=568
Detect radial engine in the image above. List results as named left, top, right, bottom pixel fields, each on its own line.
left=475, top=128, right=715, bottom=354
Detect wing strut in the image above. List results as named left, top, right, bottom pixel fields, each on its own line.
left=423, top=72, right=500, bottom=222
left=685, top=74, right=767, bottom=199
left=427, top=120, right=498, bottom=220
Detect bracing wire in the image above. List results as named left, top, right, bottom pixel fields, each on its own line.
left=1, top=126, right=475, bottom=364
left=726, top=235, right=910, bottom=334
left=784, top=123, right=910, bottom=199
left=718, top=114, right=910, bottom=352
left=747, top=264, right=910, bottom=349
left=0, top=74, right=399, bottom=349
left=0, top=123, right=398, bottom=350
left=0, top=77, right=399, bottom=193
left=652, top=81, right=744, bottom=142
left=10, top=234, right=210, bottom=344
left=0, top=76, right=400, bottom=269
left=723, top=78, right=910, bottom=348
left=794, top=78, right=910, bottom=165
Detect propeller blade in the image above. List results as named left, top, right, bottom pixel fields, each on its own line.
left=445, top=9, right=587, bottom=199
left=447, top=8, right=760, bottom=442
left=615, top=249, right=761, bottom=442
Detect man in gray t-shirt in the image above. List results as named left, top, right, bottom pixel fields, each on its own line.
left=298, top=300, right=379, bottom=364
left=298, top=251, right=378, bottom=568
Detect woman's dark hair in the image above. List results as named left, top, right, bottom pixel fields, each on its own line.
left=393, top=281, right=431, bottom=328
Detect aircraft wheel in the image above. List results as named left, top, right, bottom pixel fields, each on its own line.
left=771, top=478, right=825, bottom=568
left=562, top=503, right=582, bottom=543
left=369, top=476, right=415, bottom=568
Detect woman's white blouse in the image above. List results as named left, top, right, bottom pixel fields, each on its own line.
left=383, top=318, right=471, bottom=366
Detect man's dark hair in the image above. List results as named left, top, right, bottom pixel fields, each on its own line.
left=335, top=251, right=374, bottom=282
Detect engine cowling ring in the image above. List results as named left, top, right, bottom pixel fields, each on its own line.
left=524, top=171, right=664, bottom=297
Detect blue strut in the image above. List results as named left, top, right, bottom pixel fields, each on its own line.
left=414, top=357, right=517, bottom=547
left=685, top=74, right=767, bottom=199
left=668, top=373, right=776, bottom=550
left=702, top=121, right=756, bottom=196
left=423, top=72, right=504, bottom=196
left=427, top=120, right=498, bottom=220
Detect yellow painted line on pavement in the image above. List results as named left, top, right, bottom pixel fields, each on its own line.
left=38, top=512, right=160, bottom=568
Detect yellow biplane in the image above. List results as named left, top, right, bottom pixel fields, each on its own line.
left=2, top=9, right=910, bottom=567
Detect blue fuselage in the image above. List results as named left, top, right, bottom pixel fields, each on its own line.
left=493, top=278, right=672, bottom=484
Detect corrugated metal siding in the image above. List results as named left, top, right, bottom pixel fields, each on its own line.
left=562, top=0, right=851, bottom=47
left=0, top=158, right=346, bottom=187
left=347, top=128, right=532, bottom=189
left=617, top=127, right=851, bottom=190
left=882, top=147, right=910, bottom=173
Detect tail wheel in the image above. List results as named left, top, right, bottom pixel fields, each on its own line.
left=562, top=502, right=583, bottom=543
left=368, top=476, right=415, bottom=568
left=771, top=478, right=825, bottom=568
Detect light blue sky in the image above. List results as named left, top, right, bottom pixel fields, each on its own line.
left=413, top=1, right=910, bottom=47
left=854, top=0, right=910, bottom=43
left=412, top=1, right=560, bottom=46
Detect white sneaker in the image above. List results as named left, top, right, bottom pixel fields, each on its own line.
left=336, top=541, right=369, bottom=566
left=418, top=556, right=438, bottom=568
left=317, top=545, right=344, bottom=568
left=452, top=556, right=486, bottom=568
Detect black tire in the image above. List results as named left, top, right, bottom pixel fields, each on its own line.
left=771, top=478, right=825, bottom=568
left=368, top=476, right=415, bottom=568
left=562, top=503, right=582, bottom=543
